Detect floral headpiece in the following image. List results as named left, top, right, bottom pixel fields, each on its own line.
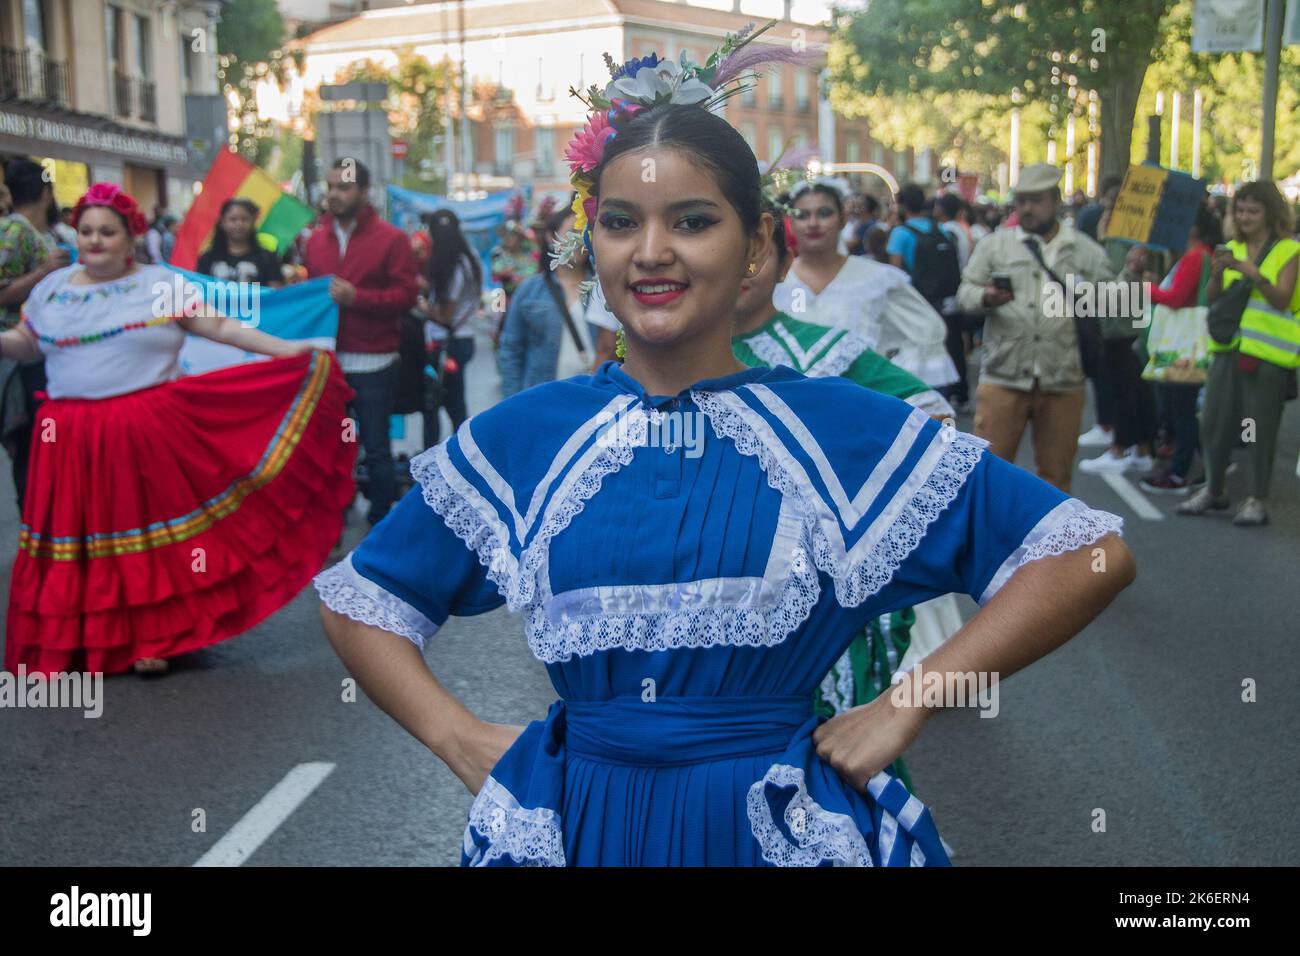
left=71, top=182, right=149, bottom=237
left=554, top=18, right=818, bottom=299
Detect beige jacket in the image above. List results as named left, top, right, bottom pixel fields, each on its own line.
left=957, top=222, right=1117, bottom=391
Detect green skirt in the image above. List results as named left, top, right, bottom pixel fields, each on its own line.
left=814, top=607, right=916, bottom=791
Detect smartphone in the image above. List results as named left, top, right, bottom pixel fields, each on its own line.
left=991, top=273, right=1013, bottom=293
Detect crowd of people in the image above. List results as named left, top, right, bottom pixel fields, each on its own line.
left=0, top=19, right=1293, bottom=866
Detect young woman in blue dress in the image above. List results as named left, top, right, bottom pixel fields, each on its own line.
left=315, top=33, right=1135, bottom=866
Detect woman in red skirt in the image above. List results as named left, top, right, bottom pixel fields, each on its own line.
left=1, top=183, right=356, bottom=676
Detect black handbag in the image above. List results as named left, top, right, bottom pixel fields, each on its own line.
left=1207, top=240, right=1276, bottom=345
left=1022, top=238, right=1103, bottom=379
left=393, top=312, right=428, bottom=415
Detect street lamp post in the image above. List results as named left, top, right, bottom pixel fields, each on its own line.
left=1192, top=88, right=1202, bottom=179
left=1261, top=0, right=1284, bottom=179
left=1170, top=91, right=1181, bottom=170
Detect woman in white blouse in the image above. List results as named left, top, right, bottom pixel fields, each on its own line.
left=775, top=181, right=958, bottom=389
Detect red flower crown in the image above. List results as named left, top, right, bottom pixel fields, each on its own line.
left=71, top=182, right=149, bottom=237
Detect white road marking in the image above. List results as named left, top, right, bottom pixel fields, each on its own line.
left=1102, top=473, right=1165, bottom=521
left=194, top=762, right=336, bottom=867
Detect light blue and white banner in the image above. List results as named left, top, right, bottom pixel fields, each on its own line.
left=164, top=265, right=338, bottom=374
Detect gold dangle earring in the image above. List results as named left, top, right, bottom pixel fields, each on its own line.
left=615, top=328, right=626, bottom=359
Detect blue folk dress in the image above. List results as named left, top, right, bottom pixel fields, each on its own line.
left=315, top=361, right=1122, bottom=866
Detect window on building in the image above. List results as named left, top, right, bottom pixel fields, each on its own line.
left=23, top=0, right=49, bottom=51
left=134, top=14, right=151, bottom=76
left=845, top=137, right=860, bottom=165
left=794, top=128, right=809, bottom=150
left=535, top=126, right=555, bottom=176
left=767, top=66, right=782, bottom=108
left=21, top=0, right=52, bottom=98
left=536, top=57, right=554, bottom=101
left=894, top=149, right=907, bottom=177
left=495, top=123, right=515, bottom=176
left=106, top=6, right=123, bottom=72
left=106, top=4, right=127, bottom=115
left=914, top=148, right=931, bottom=183
left=767, top=125, right=784, bottom=164
left=871, top=141, right=883, bottom=165
left=180, top=36, right=193, bottom=93
left=740, top=121, right=757, bottom=155
left=794, top=69, right=809, bottom=110
left=741, top=83, right=757, bottom=107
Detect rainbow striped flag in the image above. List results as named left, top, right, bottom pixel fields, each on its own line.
left=172, top=150, right=316, bottom=270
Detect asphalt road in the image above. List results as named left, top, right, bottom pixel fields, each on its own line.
left=2, top=335, right=1297, bottom=866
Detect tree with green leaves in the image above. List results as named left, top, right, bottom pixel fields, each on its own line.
left=1136, top=0, right=1300, bottom=184
left=216, top=0, right=300, bottom=165
left=829, top=0, right=1176, bottom=183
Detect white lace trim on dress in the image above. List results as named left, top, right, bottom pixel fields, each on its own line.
left=746, top=331, right=799, bottom=371
left=694, top=387, right=986, bottom=608
left=746, top=764, right=873, bottom=867
left=978, top=498, right=1125, bottom=605
left=415, top=407, right=827, bottom=663
left=313, top=554, right=438, bottom=648
left=804, top=329, right=871, bottom=378
left=523, top=559, right=821, bottom=664
left=463, top=774, right=566, bottom=867
left=410, top=406, right=642, bottom=611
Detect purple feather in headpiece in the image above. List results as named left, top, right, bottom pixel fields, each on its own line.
left=713, top=43, right=822, bottom=88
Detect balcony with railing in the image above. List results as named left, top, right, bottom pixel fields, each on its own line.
left=112, top=70, right=133, bottom=118
left=0, top=46, right=69, bottom=106
left=137, top=78, right=157, bottom=123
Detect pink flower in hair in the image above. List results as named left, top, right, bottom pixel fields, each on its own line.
left=73, top=182, right=148, bottom=236
left=83, top=182, right=123, bottom=205
left=564, top=110, right=616, bottom=174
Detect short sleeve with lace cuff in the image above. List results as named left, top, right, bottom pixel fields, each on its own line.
left=313, top=483, right=505, bottom=650
left=888, top=449, right=1123, bottom=607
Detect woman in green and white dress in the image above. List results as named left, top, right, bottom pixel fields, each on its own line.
left=733, top=207, right=965, bottom=786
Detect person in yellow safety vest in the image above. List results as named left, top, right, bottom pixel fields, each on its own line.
left=1178, top=181, right=1299, bottom=527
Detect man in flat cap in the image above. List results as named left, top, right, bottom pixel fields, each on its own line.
left=956, top=163, right=1120, bottom=492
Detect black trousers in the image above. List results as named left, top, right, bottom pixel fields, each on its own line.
left=940, top=311, right=970, bottom=405
left=424, top=336, right=475, bottom=448
left=1101, top=338, right=1158, bottom=449
left=7, top=361, right=47, bottom=511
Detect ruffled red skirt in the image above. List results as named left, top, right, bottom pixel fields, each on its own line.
left=4, top=350, right=356, bottom=675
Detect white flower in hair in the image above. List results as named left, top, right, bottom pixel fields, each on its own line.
left=549, top=230, right=585, bottom=271
left=610, top=58, right=714, bottom=107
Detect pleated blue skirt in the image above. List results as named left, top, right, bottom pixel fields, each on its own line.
left=461, top=695, right=950, bottom=867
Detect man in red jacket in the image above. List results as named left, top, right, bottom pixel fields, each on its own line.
left=305, top=158, right=418, bottom=525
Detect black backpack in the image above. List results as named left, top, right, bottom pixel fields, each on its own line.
left=903, top=220, right=961, bottom=306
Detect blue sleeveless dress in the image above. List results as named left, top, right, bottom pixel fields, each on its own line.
left=315, top=361, right=1122, bottom=866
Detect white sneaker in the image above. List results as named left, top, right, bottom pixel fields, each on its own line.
left=1127, top=452, right=1154, bottom=472
left=1078, top=424, right=1113, bottom=447
left=1078, top=448, right=1132, bottom=474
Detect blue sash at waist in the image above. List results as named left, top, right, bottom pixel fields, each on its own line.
left=564, top=695, right=814, bottom=767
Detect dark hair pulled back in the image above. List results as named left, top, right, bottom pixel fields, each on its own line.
left=592, top=104, right=762, bottom=235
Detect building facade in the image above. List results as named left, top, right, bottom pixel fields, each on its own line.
left=295, top=0, right=912, bottom=199
left=0, top=0, right=223, bottom=215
